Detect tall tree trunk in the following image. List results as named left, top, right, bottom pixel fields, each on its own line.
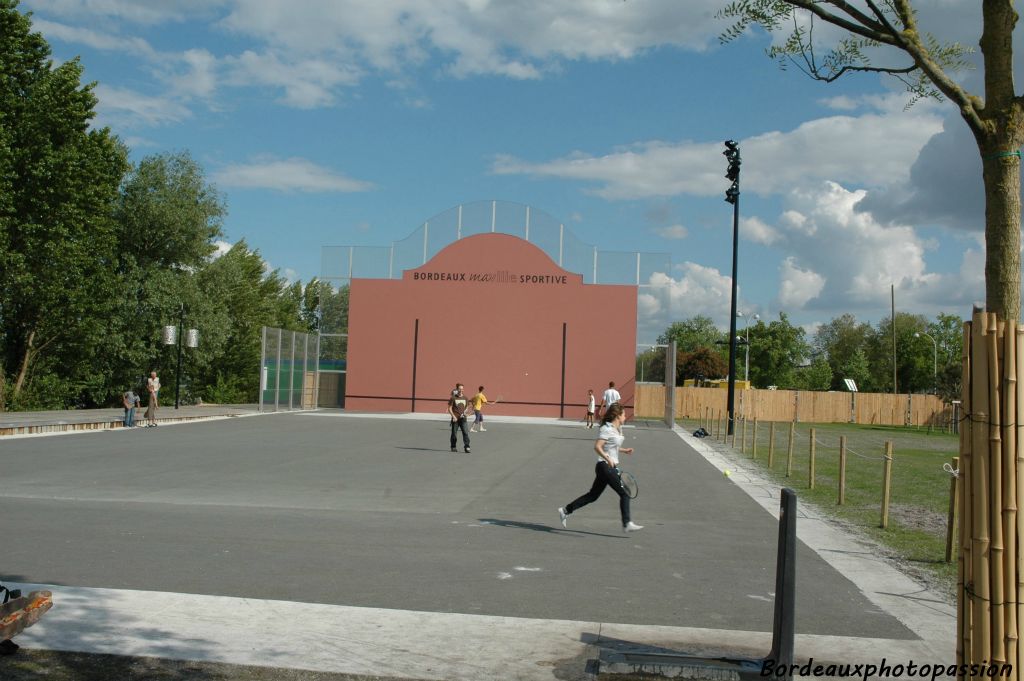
left=981, top=150, right=1022, bottom=320
left=12, top=329, right=36, bottom=400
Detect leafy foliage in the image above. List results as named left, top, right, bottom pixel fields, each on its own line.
left=651, top=310, right=964, bottom=396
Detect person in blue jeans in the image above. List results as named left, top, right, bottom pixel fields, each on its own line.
left=123, top=389, right=139, bottom=428
left=558, top=402, right=643, bottom=533
left=448, top=383, right=472, bottom=453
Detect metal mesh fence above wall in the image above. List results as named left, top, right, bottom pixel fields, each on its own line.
left=319, top=200, right=673, bottom=344
left=259, top=326, right=319, bottom=412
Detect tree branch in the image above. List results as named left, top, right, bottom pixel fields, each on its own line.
left=782, top=0, right=898, bottom=45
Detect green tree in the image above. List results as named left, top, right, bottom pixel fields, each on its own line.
left=747, top=313, right=810, bottom=389
left=930, top=312, right=965, bottom=401
left=678, top=347, right=728, bottom=385
left=813, top=314, right=874, bottom=390
left=0, top=0, right=129, bottom=409
left=719, top=1, right=1020, bottom=320
left=863, top=312, right=930, bottom=394
left=792, top=355, right=833, bottom=391
left=192, top=241, right=306, bottom=404
left=105, top=151, right=226, bottom=405
left=636, top=347, right=664, bottom=383
left=657, top=316, right=726, bottom=359
left=837, top=348, right=871, bottom=393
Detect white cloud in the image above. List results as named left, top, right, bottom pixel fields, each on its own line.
left=211, top=240, right=233, bottom=259
left=758, top=181, right=980, bottom=315
left=34, top=0, right=735, bottom=113
left=224, top=50, right=363, bottom=108
left=649, top=264, right=736, bottom=327
left=212, top=157, right=375, bottom=193
left=654, top=225, right=688, bottom=240
left=31, top=18, right=157, bottom=58
left=741, top=216, right=779, bottom=245
left=218, top=0, right=729, bottom=72
left=492, top=100, right=943, bottom=200
left=778, top=257, right=825, bottom=309
left=168, top=49, right=219, bottom=99
left=24, top=0, right=217, bottom=26
left=93, top=84, right=192, bottom=128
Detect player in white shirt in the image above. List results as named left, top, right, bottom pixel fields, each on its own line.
left=557, top=403, right=643, bottom=533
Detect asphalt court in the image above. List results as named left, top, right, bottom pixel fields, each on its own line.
left=0, top=411, right=913, bottom=639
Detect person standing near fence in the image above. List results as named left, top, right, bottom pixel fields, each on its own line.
left=145, top=371, right=160, bottom=427
left=558, top=403, right=643, bottom=533
left=585, top=389, right=596, bottom=428
left=122, top=388, right=139, bottom=428
left=600, top=381, right=621, bottom=418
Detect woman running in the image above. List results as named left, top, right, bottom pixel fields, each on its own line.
left=558, top=403, right=643, bottom=533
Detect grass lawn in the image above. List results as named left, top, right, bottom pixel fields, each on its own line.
left=679, top=417, right=961, bottom=596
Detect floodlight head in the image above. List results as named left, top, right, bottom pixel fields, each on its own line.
left=724, top=140, right=738, bottom=152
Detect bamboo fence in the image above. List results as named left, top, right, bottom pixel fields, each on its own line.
left=957, top=311, right=1020, bottom=677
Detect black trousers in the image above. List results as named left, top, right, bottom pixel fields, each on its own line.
left=565, top=461, right=630, bottom=524
left=450, top=417, right=470, bottom=449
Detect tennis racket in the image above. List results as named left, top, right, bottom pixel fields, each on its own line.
left=618, top=468, right=639, bottom=499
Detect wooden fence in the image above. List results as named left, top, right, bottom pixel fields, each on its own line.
left=634, top=384, right=952, bottom=427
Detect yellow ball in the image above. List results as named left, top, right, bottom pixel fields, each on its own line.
left=723, top=469, right=732, bottom=477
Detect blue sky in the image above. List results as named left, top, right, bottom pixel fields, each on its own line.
left=23, top=1, right=1008, bottom=342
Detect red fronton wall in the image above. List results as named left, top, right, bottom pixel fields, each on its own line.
left=346, top=233, right=637, bottom=418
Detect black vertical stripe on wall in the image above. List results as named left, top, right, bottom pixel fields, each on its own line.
left=411, top=319, right=420, bottom=412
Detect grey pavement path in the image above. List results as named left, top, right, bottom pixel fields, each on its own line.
left=0, top=411, right=955, bottom=679
left=0, top=404, right=259, bottom=435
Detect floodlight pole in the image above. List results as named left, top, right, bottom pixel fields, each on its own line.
left=724, top=141, right=741, bottom=436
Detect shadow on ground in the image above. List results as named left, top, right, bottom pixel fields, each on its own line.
left=1, top=649, right=431, bottom=681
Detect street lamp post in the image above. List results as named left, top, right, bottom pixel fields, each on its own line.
left=162, top=304, right=199, bottom=409
left=724, top=140, right=741, bottom=435
left=915, top=331, right=938, bottom=393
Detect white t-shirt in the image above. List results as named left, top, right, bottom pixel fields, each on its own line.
left=587, top=394, right=596, bottom=412
left=601, top=387, right=621, bottom=406
left=597, top=422, right=625, bottom=465
left=148, top=376, right=161, bottom=395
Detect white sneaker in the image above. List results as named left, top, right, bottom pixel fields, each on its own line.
left=558, top=507, right=568, bottom=528
left=479, top=427, right=486, bottom=432
left=470, top=427, right=477, bottom=432
left=623, top=521, right=644, bottom=533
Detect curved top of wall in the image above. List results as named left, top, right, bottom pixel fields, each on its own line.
left=319, top=199, right=672, bottom=344
left=321, top=199, right=669, bottom=288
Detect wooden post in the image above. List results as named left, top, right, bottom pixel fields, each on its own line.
left=808, top=427, right=816, bottom=490
left=741, top=415, right=747, bottom=453
left=786, top=421, right=795, bottom=477
left=945, top=457, right=958, bottom=563
left=880, top=441, right=893, bottom=529
left=838, top=436, right=847, bottom=505
left=752, top=418, right=759, bottom=460
left=730, top=415, right=737, bottom=448
left=768, top=422, right=776, bottom=468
